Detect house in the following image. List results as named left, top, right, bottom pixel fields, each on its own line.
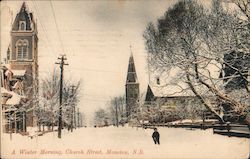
left=1, top=65, right=27, bottom=133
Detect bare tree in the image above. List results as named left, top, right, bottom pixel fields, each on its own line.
left=94, top=108, right=108, bottom=127
left=108, top=95, right=126, bottom=127
left=144, top=0, right=249, bottom=123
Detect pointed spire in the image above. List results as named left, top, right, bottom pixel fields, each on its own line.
left=20, top=2, right=27, bottom=12
left=129, top=45, right=133, bottom=56
left=126, top=48, right=138, bottom=84
left=128, top=45, right=134, bottom=66
left=12, top=1, right=34, bottom=31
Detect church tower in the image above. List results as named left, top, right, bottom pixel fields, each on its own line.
left=125, top=53, right=140, bottom=118
left=9, top=2, right=39, bottom=126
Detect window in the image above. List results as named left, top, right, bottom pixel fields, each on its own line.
left=156, top=77, right=160, bottom=85
left=7, top=49, right=10, bottom=61
left=22, top=41, right=28, bottom=59
left=16, top=40, right=29, bottom=60
left=17, top=41, right=22, bottom=59
left=19, top=21, right=26, bottom=30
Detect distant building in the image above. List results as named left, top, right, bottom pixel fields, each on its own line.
left=4, top=2, right=39, bottom=127
left=125, top=53, right=140, bottom=118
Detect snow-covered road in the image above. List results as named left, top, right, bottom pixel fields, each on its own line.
left=1, top=126, right=249, bottom=159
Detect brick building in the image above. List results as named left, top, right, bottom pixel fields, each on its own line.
left=3, top=2, right=39, bottom=128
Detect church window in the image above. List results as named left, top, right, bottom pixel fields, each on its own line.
left=19, top=21, right=26, bottom=30
left=22, top=41, right=28, bottom=59
left=16, top=40, right=29, bottom=60
left=17, top=41, right=22, bottom=59
left=7, top=51, right=10, bottom=61
left=156, top=77, right=160, bottom=85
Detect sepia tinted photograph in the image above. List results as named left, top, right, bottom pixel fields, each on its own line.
left=0, top=0, right=249, bottom=158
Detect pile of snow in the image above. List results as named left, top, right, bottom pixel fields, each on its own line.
left=170, top=119, right=218, bottom=124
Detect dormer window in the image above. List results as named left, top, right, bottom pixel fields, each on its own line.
left=19, top=21, right=26, bottom=30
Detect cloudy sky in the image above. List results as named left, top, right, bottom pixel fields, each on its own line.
left=1, top=0, right=181, bottom=124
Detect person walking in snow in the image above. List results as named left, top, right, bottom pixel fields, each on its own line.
left=152, top=128, right=160, bottom=145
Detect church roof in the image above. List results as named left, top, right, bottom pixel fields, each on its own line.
left=126, top=54, right=138, bottom=84
left=12, top=2, right=34, bottom=31
left=146, top=60, right=223, bottom=100
left=147, top=83, right=194, bottom=98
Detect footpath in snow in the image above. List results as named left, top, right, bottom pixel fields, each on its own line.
left=1, top=126, right=249, bottom=159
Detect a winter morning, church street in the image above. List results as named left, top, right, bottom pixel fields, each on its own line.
left=1, top=0, right=249, bottom=159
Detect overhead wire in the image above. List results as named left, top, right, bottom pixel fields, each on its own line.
left=49, top=0, right=65, bottom=55
left=31, top=0, right=58, bottom=59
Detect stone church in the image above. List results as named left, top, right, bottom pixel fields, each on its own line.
left=6, top=2, right=39, bottom=127
left=125, top=53, right=140, bottom=119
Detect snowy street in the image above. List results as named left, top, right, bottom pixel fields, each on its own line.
left=2, top=127, right=249, bottom=159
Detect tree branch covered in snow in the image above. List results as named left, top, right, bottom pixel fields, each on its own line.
left=35, top=69, right=82, bottom=131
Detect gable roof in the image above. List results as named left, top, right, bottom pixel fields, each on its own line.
left=146, top=83, right=194, bottom=99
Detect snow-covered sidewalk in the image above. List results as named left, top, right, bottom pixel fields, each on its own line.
left=1, top=127, right=249, bottom=159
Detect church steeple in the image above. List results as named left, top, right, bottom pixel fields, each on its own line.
left=126, top=53, right=138, bottom=84
left=12, top=2, right=35, bottom=31
left=125, top=49, right=140, bottom=118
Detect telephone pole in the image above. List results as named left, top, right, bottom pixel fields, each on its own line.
left=70, top=85, right=76, bottom=132
left=77, top=108, right=80, bottom=128
left=115, top=98, right=119, bottom=127
left=55, top=55, right=68, bottom=138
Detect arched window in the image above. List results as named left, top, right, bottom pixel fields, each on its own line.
left=22, top=41, right=28, bottom=59
left=16, top=40, right=29, bottom=60
left=17, top=41, right=22, bottom=59
left=19, top=21, right=26, bottom=30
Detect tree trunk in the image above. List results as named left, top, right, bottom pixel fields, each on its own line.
left=185, top=71, right=224, bottom=123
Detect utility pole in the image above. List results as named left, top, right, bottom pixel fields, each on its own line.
left=70, top=85, right=76, bottom=132
left=77, top=108, right=80, bottom=127
left=55, top=55, right=68, bottom=138
left=115, top=98, right=119, bottom=127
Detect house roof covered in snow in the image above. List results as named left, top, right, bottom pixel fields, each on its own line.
left=1, top=87, right=26, bottom=105
left=11, top=70, right=26, bottom=77
left=1, top=63, right=11, bottom=70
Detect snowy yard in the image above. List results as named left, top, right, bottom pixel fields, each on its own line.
left=1, top=126, right=249, bottom=159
